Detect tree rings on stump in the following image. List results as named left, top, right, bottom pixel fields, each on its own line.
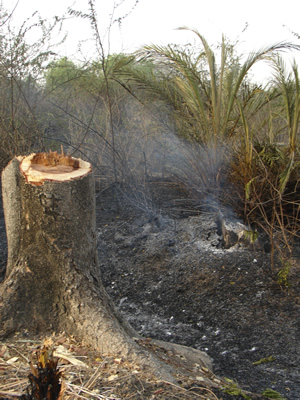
left=20, top=151, right=92, bottom=185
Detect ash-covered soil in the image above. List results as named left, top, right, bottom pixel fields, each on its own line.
left=95, top=183, right=300, bottom=400
left=0, top=180, right=299, bottom=399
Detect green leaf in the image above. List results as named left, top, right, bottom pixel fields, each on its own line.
left=262, top=388, right=286, bottom=399
left=243, top=230, right=259, bottom=243
left=245, top=178, right=256, bottom=200
left=223, top=377, right=252, bottom=399
left=253, top=355, right=275, bottom=365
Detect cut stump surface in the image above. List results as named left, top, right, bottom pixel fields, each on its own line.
left=20, top=152, right=91, bottom=184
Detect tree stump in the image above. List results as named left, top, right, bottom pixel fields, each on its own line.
left=0, top=152, right=216, bottom=385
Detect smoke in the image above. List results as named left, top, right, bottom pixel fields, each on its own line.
left=46, top=94, right=234, bottom=218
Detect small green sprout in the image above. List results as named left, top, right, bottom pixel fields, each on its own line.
left=223, top=377, right=252, bottom=399
left=262, top=388, right=286, bottom=399
left=252, top=355, right=275, bottom=365
left=277, top=261, right=291, bottom=289
left=243, top=229, right=259, bottom=244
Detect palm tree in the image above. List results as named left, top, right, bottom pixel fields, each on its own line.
left=129, top=28, right=299, bottom=148
left=122, top=30, right=300, bottom=250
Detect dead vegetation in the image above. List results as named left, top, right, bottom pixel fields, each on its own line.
left=0, top=333, right=233, bottom=400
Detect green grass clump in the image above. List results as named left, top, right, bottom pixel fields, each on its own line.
left=262, top=388, right=286, bottom=399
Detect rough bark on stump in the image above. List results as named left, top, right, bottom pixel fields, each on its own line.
left=0, top=153, right=216, bottom=385
left=1, top=153, right=137, bottom=352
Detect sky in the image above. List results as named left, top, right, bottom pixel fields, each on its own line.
left=2, top=0, right=300, bottom=83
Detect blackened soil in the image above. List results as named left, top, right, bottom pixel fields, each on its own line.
left=95, top=184, right=300, bottom=400
left=0, top=182, right=299, bottom=399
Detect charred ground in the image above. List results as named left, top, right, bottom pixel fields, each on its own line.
left=0, top=179, right=299, bottom=399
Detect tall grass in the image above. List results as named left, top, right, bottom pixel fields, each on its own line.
left=270, top=56, right=300, bottom=193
